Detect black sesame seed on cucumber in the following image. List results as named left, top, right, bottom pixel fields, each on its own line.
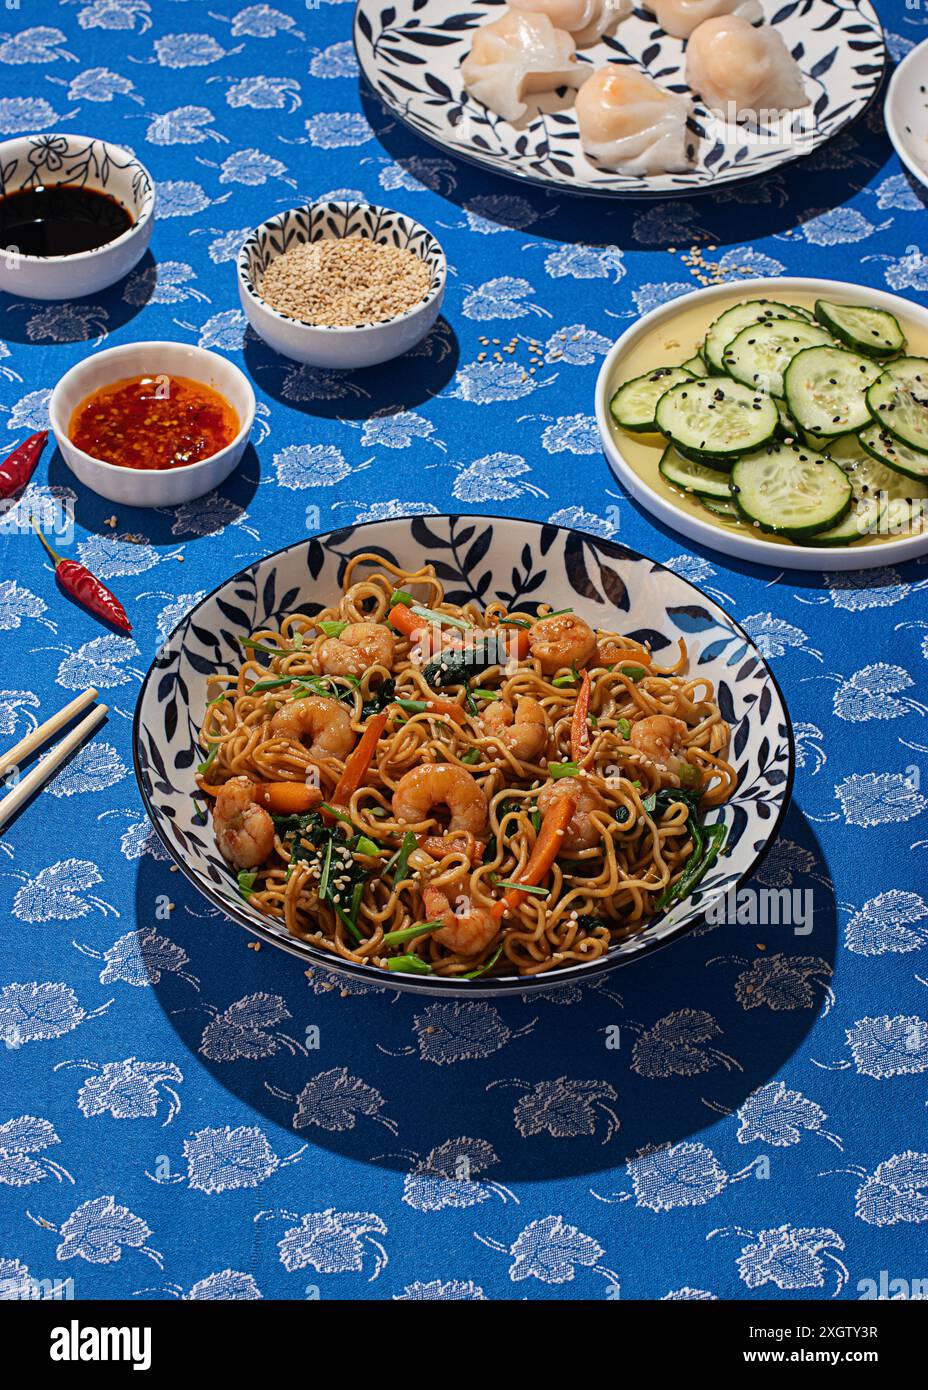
left=609, top=366, right=694, bottom=433
left=814, top=299, right=906, bottom=360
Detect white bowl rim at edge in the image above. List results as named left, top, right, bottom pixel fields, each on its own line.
left=595, top=275, right=928, bottom=573
left=49, top=341, right=256, bottom=478
left=237, top=200, right=447, bottom=339
left=0, top=132, right=156, bottom=267
left=885, top=39, right=928, bottom=191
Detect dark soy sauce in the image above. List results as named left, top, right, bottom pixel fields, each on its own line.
left=0, top=184, right=133, bottom=257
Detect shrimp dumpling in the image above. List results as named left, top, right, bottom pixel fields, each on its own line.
left=508, top=0, right=631, bottom=47
left=461, top=11, right=589, bottom=124
left=575, top=66, right=693, bottom=175
left=643, top=0, right=762, bottom=42
left=685, top=16, right=809, bottom=118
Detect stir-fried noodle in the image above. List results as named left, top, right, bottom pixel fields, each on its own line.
left=197, top=553, right=734, bottom=978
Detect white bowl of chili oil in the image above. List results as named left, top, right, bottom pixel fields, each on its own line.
left=49, top=341, right=255, bottom=506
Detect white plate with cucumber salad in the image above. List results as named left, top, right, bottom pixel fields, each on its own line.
left=595, top=278, right=928, bottom=571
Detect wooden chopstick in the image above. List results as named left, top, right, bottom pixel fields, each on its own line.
left=0, top=688, right=99, bottom=780
left=0, top=701, right=108, bottom=831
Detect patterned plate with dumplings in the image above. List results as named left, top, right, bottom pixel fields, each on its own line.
left=353, top=0, right=885, bottom=197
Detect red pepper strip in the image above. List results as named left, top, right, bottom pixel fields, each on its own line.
left=417, top=832, right=485, bottom=866
left=492, top=796, right=576, bottom=920
left=570, top=670, right=592, bottom=764
left=0, top=431, right=47, bottom=500
left=388, top=603, right=426, bottom=639
left=328, top=710, right=390, bottom=816
left=31, top=519, right=132, bottom=633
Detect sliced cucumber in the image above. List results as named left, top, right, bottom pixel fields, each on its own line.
left=784, top=345, right=882, bottom=436
left=881, top=496, right=928, bottom=536
left=814, top=299, right=906, bottom=360
left=774, top=397, right=800, bottom=440
left=801, top=439, right=927, bottom=543
left=722, top=318, right=834, bottom=399
left=681, top=352, right=707, bottom=375
left=731, top=442, right=852, bottom=537
left=700, top=496, right=741, bottom=520
left=609, top=365, right=694, bottom=433
left=659, top=443, right=733, bottom=498
left=858, top=421, right=928, bottom=481
left=785, top=304, right=816, bottom=322
left=702, top=300, right=806, bottom=375
left=865, top=357, right=928, bottom=454
left=654, top=377, right=778, bottom=461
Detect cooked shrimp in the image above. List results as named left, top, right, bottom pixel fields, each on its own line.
left=423, top=883, right=499, bottom=958
left=392, top=764, right=489, bottom=837
left=629, top=714, right=702, bottom=786
left=269, top=696, right=354, bottom=759
left=212, top=776, right=275, bottom=870
left=318, top=622, right=395, bottom=677
left=529, top=612, right=597, bottom=674
left=482, top=696, right=548, bottom=761
left=537, top=775, right=607, bottom=850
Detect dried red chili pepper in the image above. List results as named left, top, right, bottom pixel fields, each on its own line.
left=31, top=518, right=132, bottom=633
left=0, top=431, right=47, bottom=499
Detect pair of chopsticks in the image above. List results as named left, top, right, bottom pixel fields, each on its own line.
left=0, top=688, right=108, bottom=830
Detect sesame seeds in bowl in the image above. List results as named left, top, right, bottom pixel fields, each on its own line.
left=237, top=200, right=446, bottom=369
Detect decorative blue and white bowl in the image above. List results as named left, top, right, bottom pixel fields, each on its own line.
left=0, top=133, right=155, bottom=299
left=133, top=516, right=794, bottom=997
left=237, top=200, right=446, bottom=369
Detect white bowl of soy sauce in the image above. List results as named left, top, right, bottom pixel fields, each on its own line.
left=0, top=133, right=155, bottom=300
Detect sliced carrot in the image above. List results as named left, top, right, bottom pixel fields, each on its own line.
left=329, top=710, right=389, bottom=813
left=388, top=603, right=426, bottom=639
left=423, top=695, right=466, bottom=725
left=492, top=795, right=575, bottom=919
left=570, top=669, right=592, bottom=764
left=252, top=781, right=323, bottom=815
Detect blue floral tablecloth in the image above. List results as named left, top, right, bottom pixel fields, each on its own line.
left=1, top=0, right=927, bottom=1303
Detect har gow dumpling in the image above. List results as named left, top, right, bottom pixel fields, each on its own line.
left=508, top=0, right=631, bottom=47
left=642, top=0, right=762, bottom=42
left=575, top=66, right=693, bottom=174
left=685, top=16, right=809, bottom=118
left=461, top=11, right=589, bottom=124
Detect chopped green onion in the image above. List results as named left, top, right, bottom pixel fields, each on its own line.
left=544, top=608, right=573, bottom=617
left=531, top=808, right=541, bottom=832
left=410, top=604, right=471, bottom=632
left=391, top=830, right=416, bottom=884
left=196, top=742, right=220, bottom=775
left=390, top=589, right=414, bottom=607
left=330, top=898, right=362, bottom=943
left=617, top=717, right=632, bottom=739
left=396, top=698, right=428, bottom=714
left=642, top=792, right=657, bottom=814
left=460, top=748, right=480, bottom=765
left=318, top=620, right=348, bottom=639
left=471, top=688, right=502, bottom=701
left=318, top=836, right=333, bottom=900
left=354, top=836, right=381, bottom=857
left=240, top=637, right=291, bottom=657
left=619, top=665, right=647, bottom=682
left=463, top=945, right=503, bottom=980
left=498, top=617, right=531, bottom=630
left=319, top=802, right=354, bottom=826
left=237, top=869, right=257, bottom=900
left=549, top=761, right=580, bottom=778
left=387, top=954, right=433, bottom=975
left=369, top=806, right=388, bottom=819
left=493, top=879, right=548, bottom=897
left=381, top=918, right=443, bottom=947
left=206, top=691, right=231, bottom=707
left=349, top=879, right=365, bottom=925
left=248, top=674, right=299, bottom=693
left=552, top=673, right=578, bottom=688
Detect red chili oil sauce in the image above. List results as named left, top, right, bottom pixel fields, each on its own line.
left=69, top=374, right=239, bottom=470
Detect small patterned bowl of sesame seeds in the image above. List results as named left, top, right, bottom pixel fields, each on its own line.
left=237, top=200, right=446, bottom=369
